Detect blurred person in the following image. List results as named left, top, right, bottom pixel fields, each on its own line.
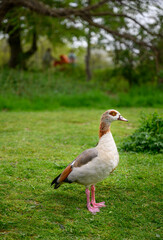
left=68, top=50, right=76, bottom=66
left=42, top=48, right=54, bottom=68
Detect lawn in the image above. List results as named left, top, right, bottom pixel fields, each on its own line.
left=0, top=108, right=162, bottom=240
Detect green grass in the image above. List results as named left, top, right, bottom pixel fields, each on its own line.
left=0, top=108, right=162, bottom=239
left=0, top=68, right=162, bottom=110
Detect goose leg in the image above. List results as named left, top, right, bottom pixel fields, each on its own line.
left=91, top=185, right=106, bottom=208
left=85, top=188, right=100, bottom=213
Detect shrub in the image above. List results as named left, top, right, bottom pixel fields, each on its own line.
left=122, top=112, right=163, bottom=153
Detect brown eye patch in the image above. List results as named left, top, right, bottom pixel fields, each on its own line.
left=109, top=111, right=117, bottom=116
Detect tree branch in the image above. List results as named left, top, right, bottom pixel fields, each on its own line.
left=0, top=0, right=109, bottom=21
left=0, top=0, right=160, bottom=50
left=23, top=29, right=37, bottom=60
left=81, top=15, right=154, bottom=50
left=90, top=11, right=163, bottom=38
left=0, top=0, right=14, bottom=24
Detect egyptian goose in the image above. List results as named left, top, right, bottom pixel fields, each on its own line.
left=51, top=109, right=128, bottom=213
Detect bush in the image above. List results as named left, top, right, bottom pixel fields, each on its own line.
left=122, top=112, right=163, bottom=153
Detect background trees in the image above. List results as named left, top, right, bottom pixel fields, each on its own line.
left=0, top=0, right=163, bottom=83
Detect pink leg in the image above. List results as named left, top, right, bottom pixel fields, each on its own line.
left=91, top=185, right=106, bottom=208
left=85, top=188, right=100, bottom=213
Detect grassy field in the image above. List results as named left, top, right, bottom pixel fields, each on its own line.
left=0, top=108, right=162, bottom=240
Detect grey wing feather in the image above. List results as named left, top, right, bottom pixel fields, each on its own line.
left=73, top=148, right=98, bottom=168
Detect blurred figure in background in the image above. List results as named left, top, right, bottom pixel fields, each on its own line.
left=68, top=50, right=76, bottom=66
left=54, top=55, right=69, bottom=67
left=42, top=48, right=54, bottom=68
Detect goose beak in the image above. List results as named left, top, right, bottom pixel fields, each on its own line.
left=118, top=115, right=128, bottom=122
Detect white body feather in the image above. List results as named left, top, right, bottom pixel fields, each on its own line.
left=68, top=132, right=119, bottom=187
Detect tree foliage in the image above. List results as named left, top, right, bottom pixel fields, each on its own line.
left=0, top=0, right=162, bottom=81
left=1, top=0, right=162, bottom=47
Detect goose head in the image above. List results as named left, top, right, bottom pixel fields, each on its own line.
left=101, top=109, right=128, bottom=124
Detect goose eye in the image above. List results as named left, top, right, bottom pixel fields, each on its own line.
left=109, top=111, right=117, bottom=116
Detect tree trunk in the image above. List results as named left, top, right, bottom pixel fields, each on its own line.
left=85, top=0, right=92, bottom=81
left=7, top=24, right=23, bottom=68
left=85, top=27, right=92, bottom=81
left=154, top=49, right=163, bottom=85
left=7, top=23, right=37, bottom=69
